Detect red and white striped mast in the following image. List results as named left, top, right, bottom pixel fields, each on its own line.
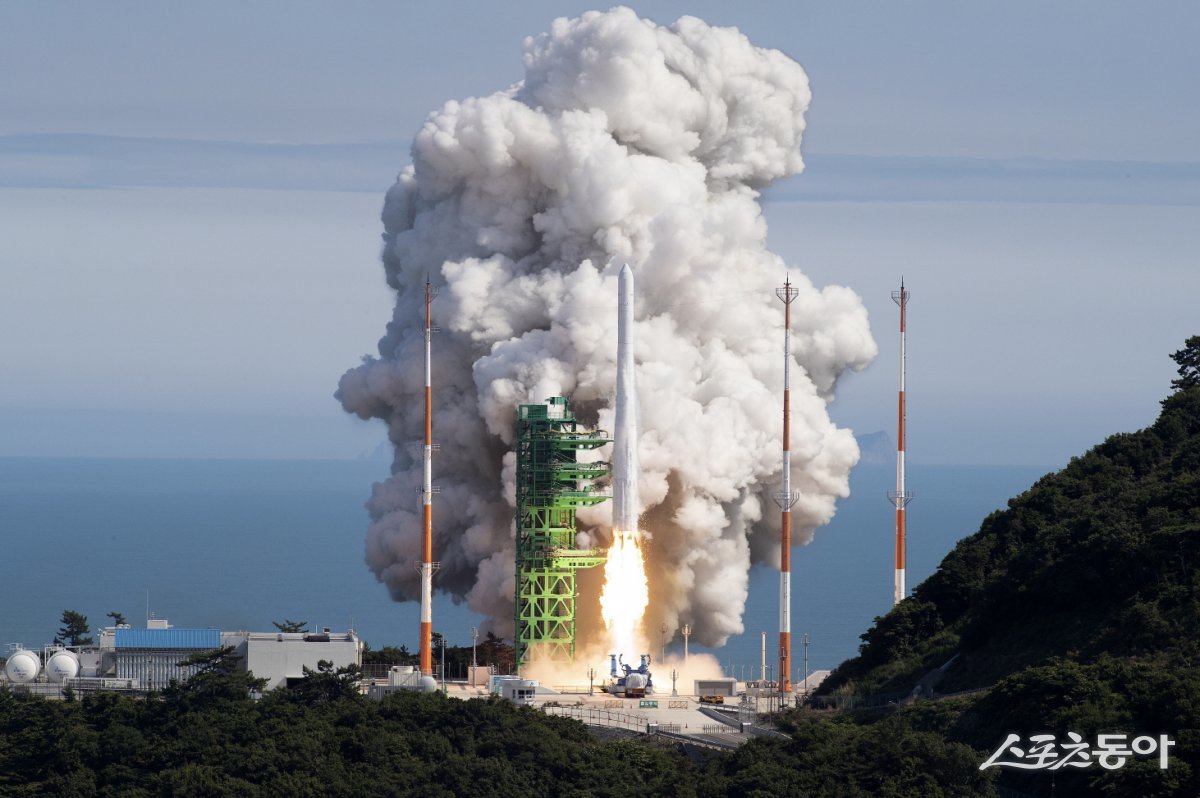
left=419, top=277, right=438, bottom=676
left=775, top=277, right=799, bottom=694
left=888, top=280, right=912, bottom=606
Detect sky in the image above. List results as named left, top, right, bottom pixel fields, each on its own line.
left=2, top=1, right=1198, bottom=465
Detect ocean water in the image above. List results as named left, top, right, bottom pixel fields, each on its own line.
left=0, top=457, right=1048, bottom=677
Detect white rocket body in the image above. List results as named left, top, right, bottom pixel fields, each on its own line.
left=613, top=262, right=639, bottom=532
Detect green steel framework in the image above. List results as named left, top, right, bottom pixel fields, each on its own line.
left=515, top=396, right=610, bottom=671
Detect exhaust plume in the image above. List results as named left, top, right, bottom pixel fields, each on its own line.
left=337, top=7, right=876, bottom=648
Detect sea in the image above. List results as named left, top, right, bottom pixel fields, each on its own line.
left=0, top=457, right=1049, bottom=678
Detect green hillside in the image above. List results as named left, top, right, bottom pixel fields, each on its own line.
left=807, top=336, right=1200, bottom=796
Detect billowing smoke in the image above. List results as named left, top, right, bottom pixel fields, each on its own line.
left=337, top=7, right=876, bottom=648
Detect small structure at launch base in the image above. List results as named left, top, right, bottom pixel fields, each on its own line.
left=4, top=648, right=41, bottom=683
left=606, top=653, right=654, bottom=698
left=514, top=396, right=610, bottom=670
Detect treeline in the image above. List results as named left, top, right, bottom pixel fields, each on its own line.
left=362, top=631, right=515, bottom=675
left=0, top=657, right=1000, bottom=797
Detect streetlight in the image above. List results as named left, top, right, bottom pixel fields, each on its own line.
left=440, top=635, right=446, bottom=695
left=471, top=627, right=479, bottom=688
left=802, top=634, right=810, bottom=699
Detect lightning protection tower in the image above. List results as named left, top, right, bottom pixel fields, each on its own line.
left=419, top=278, right=440, bottom=676
left=774, top=277, right=799, bottom=695
left=514, top=397, right=610, bottom=671
left=888, top=280, right=912, bottom=606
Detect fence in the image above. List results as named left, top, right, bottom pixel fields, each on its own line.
left=806, top=685, right=993, bottom=712
left=806, top=690, right=909, bottom=711
left=541, top=704, right=649, bottom=731
left=702, top=724, right=736, bottom=735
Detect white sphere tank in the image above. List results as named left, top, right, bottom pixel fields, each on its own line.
left=5, top=649, right=41, bottom=683
left=46, top=650, right=80, bottom=682
left=625, top=673, right=647, bottom=690
left=418, top=675, right=439, bottom=693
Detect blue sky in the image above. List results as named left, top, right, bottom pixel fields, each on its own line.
left=2, top=2, right=1198, bottom=464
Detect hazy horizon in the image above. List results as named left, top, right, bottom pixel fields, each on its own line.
left=4, top=3, right=1198, bottom=466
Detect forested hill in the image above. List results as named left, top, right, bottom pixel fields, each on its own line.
left=804, top=339, right=1200, bottom=795
left=821, top=359, right=1200, bottom=698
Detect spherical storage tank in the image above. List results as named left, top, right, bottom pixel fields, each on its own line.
left=418, top=675, right=439, bottom=693
left=5, top=649, right=41, bottom=683
left=46, top=650, right=80, bottom=682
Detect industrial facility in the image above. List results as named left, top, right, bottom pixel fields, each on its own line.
left=2, top=618, right=362, bottom=696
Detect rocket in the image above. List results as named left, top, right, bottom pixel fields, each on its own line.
left=613, top=262, right=639, bottom=532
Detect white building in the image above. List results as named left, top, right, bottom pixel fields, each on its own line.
left=232, top=629, right=363, bottom=690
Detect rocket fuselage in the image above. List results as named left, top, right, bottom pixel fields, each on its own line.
left=613, top=263, right=639, bottom=532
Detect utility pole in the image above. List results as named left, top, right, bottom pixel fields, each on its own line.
left=660, top=622, right=667, bottom=663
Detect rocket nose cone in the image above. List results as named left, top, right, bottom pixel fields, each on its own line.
left=619, top=262, right=632, bottom=277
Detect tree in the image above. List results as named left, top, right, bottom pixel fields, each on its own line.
left=166, top=646, right=267, bottom=704
left=272, top=619, right=309, bottom=633
left=362, top=644, right=418, bottom=666
left=287, top=659, right=362, bottom=703
left=107, top=611, right=127, bottom=626
left=54, top=610, right=93, bottom=647
left=1170, top=335, right=1200, bottom=392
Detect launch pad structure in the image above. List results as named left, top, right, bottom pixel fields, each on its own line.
left=514, top=397, right=611, bottom=671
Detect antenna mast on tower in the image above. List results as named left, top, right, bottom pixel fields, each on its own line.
left=888, top=280, right=912, bottom=606
left=774, top=277, right=799, bottom=694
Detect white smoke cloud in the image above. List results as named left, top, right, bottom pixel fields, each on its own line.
left=337, top=7, right=876, bottom=648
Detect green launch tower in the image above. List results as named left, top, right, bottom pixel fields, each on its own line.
left=515, top=396, right=610, bottom=670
